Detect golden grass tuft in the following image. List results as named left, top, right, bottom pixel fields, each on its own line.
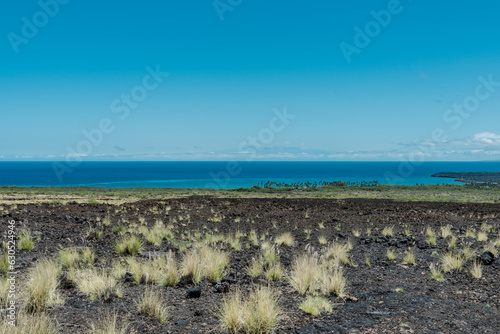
left=74, top=268, right=119, bottom=301
left=91, top=311, right=128, bottom=334
left=181, top=244, right=229, bottom=283
left=26, top=259, right=62, bottom=312
left=299, top=296, right=332, bottom=315
left=440, top=251, right=464, bottom=273
left=217, top=287, right=281, bottom=334
left=274, top=232, right=295, bottom=246
left=115, top=235, right=143, bottom=256
left=0, top=309, right=58, bottom=334
left=137, top=286, right=169, bottom=323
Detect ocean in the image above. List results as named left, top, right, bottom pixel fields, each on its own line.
left=0, top=161, right=499, bottom=189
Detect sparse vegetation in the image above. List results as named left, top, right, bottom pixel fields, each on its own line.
left=26, top=259, right=62, bottom=312
left=137, top=286, right=169, bottom=323
left=17, top=229, right=34, bottom=251
left=299, top=296, right=332, bottom=315
left=217, top=287, right=281, bottom=334
left=115, top=235, right=143, bottom=256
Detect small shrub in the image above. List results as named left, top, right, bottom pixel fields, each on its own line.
left=299, top=296, right=332, bottom=315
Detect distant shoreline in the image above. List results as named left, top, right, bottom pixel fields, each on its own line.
left=431, top=172, right=500, bottom=183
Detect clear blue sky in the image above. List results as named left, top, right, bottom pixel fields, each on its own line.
left=1, top=0, right=500, bottom=161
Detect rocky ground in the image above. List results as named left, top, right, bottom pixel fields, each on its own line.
left=1, top=196, right=499, bottom=333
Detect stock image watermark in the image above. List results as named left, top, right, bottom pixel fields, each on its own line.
left=206, top=106, right=295, bottom=188
left=213, top=0, right=243, bottom=21
left=51, top=65, right=169, bottom=182
left=385, top=74, right=500, bottom=183
left=7, top=0, right=71, bottom=54
left=4, top=220, right=18, bottom=326
left=339, top=0, right=413, bottom=64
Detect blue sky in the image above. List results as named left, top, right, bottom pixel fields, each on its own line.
left=1, top=0, right=500, bottom=161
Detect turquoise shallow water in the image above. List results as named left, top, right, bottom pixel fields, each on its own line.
left=0, top=161, right=498, bottom=188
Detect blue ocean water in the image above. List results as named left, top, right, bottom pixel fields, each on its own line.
left=0, top=161, right=498, bottom=188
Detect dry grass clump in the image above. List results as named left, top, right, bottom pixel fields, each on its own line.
left=386, top=248, right=397, bottom=261
left=137, top=286, right=169, bottom=323
left=265, top=260, right=284, bottom=281
left=429, top=263, right=444, bottom=282
left=320, top=266, right=346, bottom=297
left=324, top=241, right=351, bottom=266
left=299, top=296, right=332, bottom=315
left=26, top=259, right=62, bottom=312
left=440, top=225, right=453, bottom=239
left=142, top=220, right=173, bottom=246
left=425, top=226, right=435, bottom=238
left=91, top=311, right=128, bottom=334
left=289, top=252, right=320, bottom=295
left=318, top=235, right=328, bottom=245
left=0, top=309, right=58, bottom=334
left=381, top=226, right=394, bottom=237
left=217, top=287, right=281, bottom=334
left=17, top=229, right=35, bottom=251
left=402, top=248, right=416, bottom=265
left=126, top=251, right=179, bottom=286
left=469, top=260, right=482, bottom=279
left=289, top=249, right=347, bottom=297
left=181, top=244, right=229, bottom=283
left=115, top=235, right=143, bottom=256
left=0, top=252, right=9, bottom=273
left=461, top=245, right=477, bottom=261
left=245, top=257, right=264, bottom=278
left=74, top=268, right=119, bottom=301
left=0, top=277, right=9, bottom=308
left=274, top=232, right=295, bottom=246
left=465, top=227, right=475, bottom=238
left=477, top=231, right=488, bottom=242
left=440, top=252, right=465, bottom=273
left=483, top=242, right=499, bottom=257
left=58, top=247, right=95, bottom=269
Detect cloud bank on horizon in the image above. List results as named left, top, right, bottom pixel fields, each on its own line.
left=1, top=1, right=500, bottom=162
